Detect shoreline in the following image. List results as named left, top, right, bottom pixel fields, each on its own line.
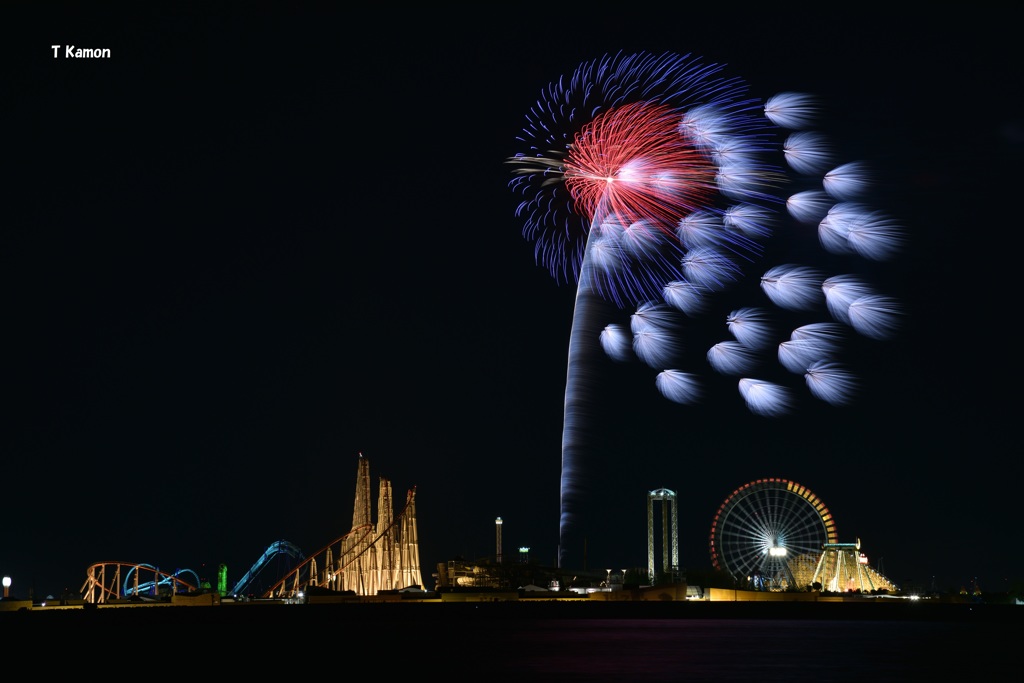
left=4, top=597, right=1019, bottom=625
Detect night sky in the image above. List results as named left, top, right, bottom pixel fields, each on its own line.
left=4, top=7, right=1019, bottom=599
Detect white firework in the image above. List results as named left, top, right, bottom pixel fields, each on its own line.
left=708, top=341, right=761, bottom=375
left=677, top=211, right=726, bottom=249
left=824, top=161, right=872, bottom=200
left=787, top=189, right=833, bottom=225
left=760, top=265, right=826, bottom=311
left=822, top=275, right=876, bottom=325
left=600, top=324, right=633, bottom=363
left=680, top=104, right=736, bottom=153
left=631, top=303, right=681, bottom=368
left=739, top=378, right=794, bottom=417
left=663, top=280, right=711, bottom=316
left=582, top=87, right=904, bottom=417
left=819, top=203, right=904, bottom=260
left=804, top=361, right=858, bottom=406
left=782, top=130, right=834, bottom=175
left=778, top=335, right=842, bottom=374
left=764, top=92, right=819, bottom=130
left=655, top=369, right=703, bottom=405
left=683, top=246, right=743, bottom=291
left=723, top=203, right=774, bottom=239
left=849, top=295, right=902, bottom=340
left=726, top=307, right=774, bottom=349
left=621, top=220, right=667, bottom=260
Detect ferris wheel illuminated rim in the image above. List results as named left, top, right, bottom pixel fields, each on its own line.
left=708, top=478, right=838, bottom=581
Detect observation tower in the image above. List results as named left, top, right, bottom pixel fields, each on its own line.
left=647, top=488, right=680, bottom=584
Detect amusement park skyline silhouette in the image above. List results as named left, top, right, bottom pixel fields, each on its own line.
left=2, top=8, right=1020, bottom=602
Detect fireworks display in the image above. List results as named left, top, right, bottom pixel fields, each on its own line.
left=509, top=51, right=903, bottom=569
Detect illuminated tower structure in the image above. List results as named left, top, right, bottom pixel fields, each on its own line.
left=337, top=453, right=423, bottom=595
left=647, top=488, right=680, bottom=584
left=495, top=517, right=503, bottom=564
left=230, top=453, right=425, bottom=598
left=398, top=487, right=422, bottom=589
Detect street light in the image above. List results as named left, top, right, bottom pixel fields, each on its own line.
left=2, top=576, right=10, bottom=598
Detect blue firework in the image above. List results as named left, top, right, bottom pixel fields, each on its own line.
left=508, top=51, right=904, bottom=569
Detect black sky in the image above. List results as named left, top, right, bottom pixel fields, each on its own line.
left=3, top=6, right=1020, bottom=599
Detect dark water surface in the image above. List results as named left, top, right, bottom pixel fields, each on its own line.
left=6, top=601, right=1017, bottom=680
left=458, top=617, right=1007, bottom=681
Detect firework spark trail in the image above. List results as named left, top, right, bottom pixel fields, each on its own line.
left=508, top=52, right=904, bottom=569
left=565, top=102, right=718, bottom=229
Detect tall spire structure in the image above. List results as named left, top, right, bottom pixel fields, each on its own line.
left=261, top=452, right=424, bottom=598
left=495, top=517, right=503, bottom=564
left=339, top=453, right=423, bottom=594
left=352, top=452, right=372, bottom=530
left=397, top=486, right=422, bottom=589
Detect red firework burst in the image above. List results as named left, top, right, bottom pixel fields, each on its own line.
left=563, top=101, right=717, bottom=232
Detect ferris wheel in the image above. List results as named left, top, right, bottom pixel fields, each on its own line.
left=709, top=478, right=838, bottom=589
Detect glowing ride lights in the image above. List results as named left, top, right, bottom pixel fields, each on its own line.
left=2, top=576, right=10, bottom=598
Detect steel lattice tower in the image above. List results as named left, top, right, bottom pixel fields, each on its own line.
left=647, top=488, right=679, bottom=584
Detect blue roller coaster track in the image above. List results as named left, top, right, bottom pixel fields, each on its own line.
left=122, top=564, right=201, bottom=598
left=114, top=540, right=305, bottom=600
left=230, top=540, right=306, bottom=597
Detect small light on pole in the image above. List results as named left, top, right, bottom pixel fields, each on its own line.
left=2, top=576, right=11, bottom=598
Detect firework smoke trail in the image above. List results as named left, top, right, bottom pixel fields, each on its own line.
left=508, top=52, right=903, bottom=569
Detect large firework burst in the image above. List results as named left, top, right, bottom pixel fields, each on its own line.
left=508, top=51, right=903, bottom=569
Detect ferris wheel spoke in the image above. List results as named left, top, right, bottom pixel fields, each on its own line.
left=786, top=514, right=825, bottom=552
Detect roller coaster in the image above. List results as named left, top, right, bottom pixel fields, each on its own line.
left=80, top=454, right=423, bottom=604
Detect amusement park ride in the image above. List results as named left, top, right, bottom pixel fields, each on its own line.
left=706, top=478, right=896, bottom=593
left=78, top=467, right=894, bottom=604
left=80, top=453, right=423, bottom=604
